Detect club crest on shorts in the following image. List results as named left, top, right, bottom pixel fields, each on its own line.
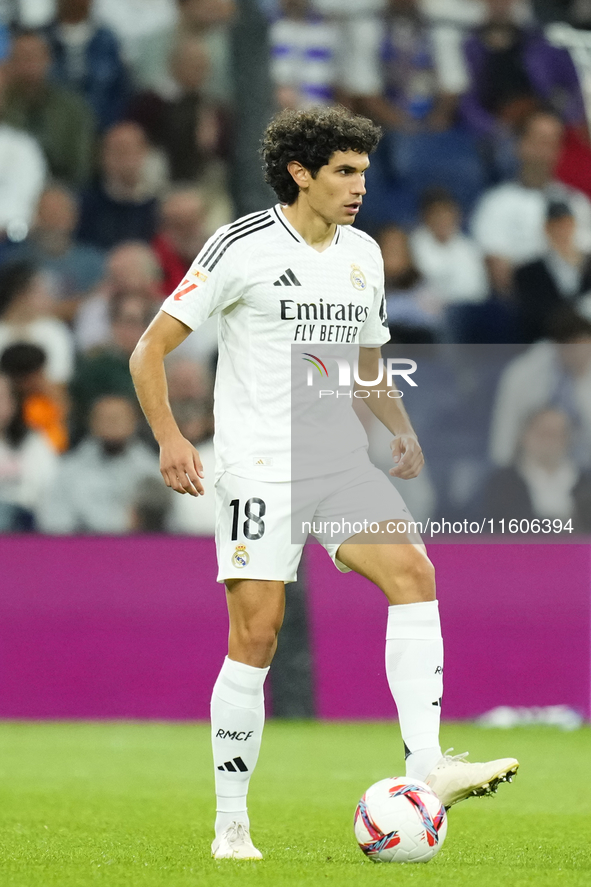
left=232, top=545, right=250, bottom=568
left=350, top=264, right=367, bottom=291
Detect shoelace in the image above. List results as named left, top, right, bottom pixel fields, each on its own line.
left=226, top=822, right=249, bottom=846
left=441, top=748, right=470, bottom=764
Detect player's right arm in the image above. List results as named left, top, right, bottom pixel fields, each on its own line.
left=132, top=216, right=253, bottom=492
left=130, top=310, right=205, bottom=496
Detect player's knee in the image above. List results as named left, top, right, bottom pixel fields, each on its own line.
left=235, top=621, right=280, bottom=660
left=404, top=552, right=436, bottom=600
left=382, top=549, right=435, bottom=602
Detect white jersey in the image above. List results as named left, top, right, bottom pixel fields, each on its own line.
left=162, top=205, right=390, bottom=482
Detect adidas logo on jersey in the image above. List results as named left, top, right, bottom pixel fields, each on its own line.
left=273, top=268, right=301, bottom=286
left=217, top=757, right=248, bottom=773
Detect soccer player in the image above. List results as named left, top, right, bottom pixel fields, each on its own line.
left=130, top=106, right=519, bottom=860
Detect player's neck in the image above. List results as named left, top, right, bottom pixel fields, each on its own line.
left=280, top=202, right=337, bottom=253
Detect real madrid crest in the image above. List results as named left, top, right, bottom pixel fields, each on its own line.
left=350, top=264, right=367, bottom=291
left=232, top=545, right=250, bottom=568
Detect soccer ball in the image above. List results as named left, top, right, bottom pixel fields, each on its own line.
left=354, top=776, right=447, bottom=863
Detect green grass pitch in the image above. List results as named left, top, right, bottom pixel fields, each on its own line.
left=0, top=721, right=589, bottom=886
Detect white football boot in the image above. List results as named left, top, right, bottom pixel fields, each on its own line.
left=425, top=748, right=519, bottom=809
left=211, top=822, right=263, bottom=860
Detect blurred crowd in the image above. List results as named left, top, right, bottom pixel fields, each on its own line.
left=1, top=0, right=591, bottom=534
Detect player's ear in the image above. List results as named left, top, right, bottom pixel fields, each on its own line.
left=287, top=160, right=310, bottom=192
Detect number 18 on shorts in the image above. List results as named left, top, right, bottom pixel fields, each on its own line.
left=215, top=471, right=303, bottom=584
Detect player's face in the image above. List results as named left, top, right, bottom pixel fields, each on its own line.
left=307, top=150, right=369, bottom=226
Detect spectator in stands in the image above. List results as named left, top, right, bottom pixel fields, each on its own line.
left=411, top=187, right=489, bottom=305
left=0, top=260, right=74, bottom=384
left=378, top=223, right=443, bottom=342
left=5, top=184, right=105, bottom=322
left=399, top=1, right=534, bottom=144
left=482, top=406, right=591, bottom=531
left=356, top=0, right=459, bottom=131
left=93, top=0, right=179, bottom=74
left=550, top=9, right=591, bottom=200
left=74, top=240, right=162, bottom=352
left=77, top=122, right=159, bottom=250
left=39, top=393, right=161, bottom=534
left=461, top=0, right=585, bottom=144
left=490, top=311, right=591, bottom=468
left=515, top=201, right=591, bottom=342
left=151, top=187, right=206, bottom=293
left=270, top=0, right=339, bottom=108
left=131, top=0, right=236, bottom=103
left=0, top=342, right=69, bottom=452
left=471, top=110, right=591, bottom=294
left=352, top=0, right=485, bottom=218
left=45, top=0, right=129, bottom=130
left=0, top=371, right=58, bottom=531
left=127, top=35, right=224, bottom=184
left=0, top=61, right=47, bottom=243
left=70, top=291, right=156, bottom=443
left=3, top=30, right=96, bottom=188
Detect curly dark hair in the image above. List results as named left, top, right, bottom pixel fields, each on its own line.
left=261, top=106, right=382, bottom=205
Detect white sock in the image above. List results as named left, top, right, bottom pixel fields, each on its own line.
left=385, top=600, right=443, bottom=782
left=211, top=656, right=269, bottom=837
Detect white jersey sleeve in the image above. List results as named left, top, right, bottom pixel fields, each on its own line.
left=359, top=249, right=390, bottom=347
left=161, top=225, right=246, bottom=330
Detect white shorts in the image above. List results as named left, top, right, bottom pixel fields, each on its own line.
left=214, top=452, right=413, bottom=584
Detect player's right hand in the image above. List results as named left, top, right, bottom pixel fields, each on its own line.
left=159, top=434, right=204, bottom=496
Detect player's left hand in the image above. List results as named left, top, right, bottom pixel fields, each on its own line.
left=389, top=434, right=424, bottom=479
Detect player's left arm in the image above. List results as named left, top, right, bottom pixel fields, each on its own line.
left=357, top=346, right=424, bottom=480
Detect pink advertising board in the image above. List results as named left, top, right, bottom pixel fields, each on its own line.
left=0, top=537, right=225, bottom=719
left=306, top=543, right=591, bottom=720
left=0, top=538, right=589, bottom=719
